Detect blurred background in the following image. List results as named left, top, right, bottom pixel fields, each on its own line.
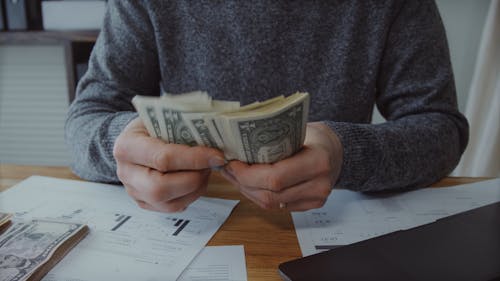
left=0, top=0, right=498, bottom=177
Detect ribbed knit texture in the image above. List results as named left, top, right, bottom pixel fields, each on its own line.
left=65, top=0, right=469, bottom=191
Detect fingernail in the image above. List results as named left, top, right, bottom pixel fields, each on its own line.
left=211, top=165, right=224, bottom=172
left=209, top=156, right=227, bottom=170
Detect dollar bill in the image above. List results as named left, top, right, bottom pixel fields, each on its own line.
left=0, top=219, right=88, bottom=281
left=132, top=92, right=310, bottom=164
left=219, top=93, right=309, bottom=163
left=183, top=113, right=225, bottom=150
left=0, top=213, right=12, bottom=232
left=160, top=108, right=198, bottom=146
left=147, top=106, right=162, bottom=138
left=131, top=97, right=162, bottom=139
left=160, top=93, right=213, bottom=112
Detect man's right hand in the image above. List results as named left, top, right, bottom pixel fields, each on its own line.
left=113, top=117, right=226, bottom=213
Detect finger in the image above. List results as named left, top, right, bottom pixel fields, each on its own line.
left=123, top=182, right=144, bottom=202
left=237, top=177, right=332, bottom=210
left=129, top=181, right=208, bottom=213
left=225, top=146, right=331, bottom=191
left=129, top=184, right=206, bottom=213
left=280, top=198, right=328, bottom=212
left=118, top=162, right=198, bottom=202
left=149, top=182, right=208, bottom=213
left=273, top=177, right=333, bottom=204
left=133, top=199, right=158, bottom=212
left=114, top=135, right=225, bottom=172
left=237, top=183, right=278, bottom=210
left=117, top=162, right=209, bottom=203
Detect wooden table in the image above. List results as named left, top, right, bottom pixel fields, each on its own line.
left=0, top=164, right=489, bottom=281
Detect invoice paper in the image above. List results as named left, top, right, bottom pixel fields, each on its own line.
left=42, top=245, right=248, bottom=281
left=178, top=245, right=247, bottom=281
left=292, top=178, right=500, bottom=256
left=0, top=176, right=239, bottom=281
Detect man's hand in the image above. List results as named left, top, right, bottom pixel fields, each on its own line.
left=113, top=117, right=226, bottom=213
left=220, top=122, right=343, bottom=211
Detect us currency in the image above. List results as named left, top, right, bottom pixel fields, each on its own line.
left=131, top=96, right=162, bottom=139
left=182, top=112, right=225, bottom=149
left=132, top=92, right=310, bottom=164
left=217, top=93, right=310, bottom=163
left=160, top=108, right=199, bottom=147
left=132, top=91, right=237, bottom=147
left=0, top=219, right=88, bottom=281
left=0, top=213, right=12, bottom=228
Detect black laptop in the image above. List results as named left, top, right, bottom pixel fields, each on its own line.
left=279, top=202, right=500, bottom=281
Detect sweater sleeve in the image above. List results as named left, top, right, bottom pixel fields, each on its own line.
left=65, top=0, right=160, bottom=182
left=325, top=0, right=469, bottom=191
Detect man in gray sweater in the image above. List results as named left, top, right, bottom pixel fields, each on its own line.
left=65, top=1, right=468, bottom=212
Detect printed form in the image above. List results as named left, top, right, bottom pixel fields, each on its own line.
left=292, top=178, right=500, bottom=256
left=178, top=245, right=247, bottom=281
left=0, top=176, right=240, bottom=281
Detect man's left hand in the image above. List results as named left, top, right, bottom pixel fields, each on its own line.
left=220, top=122, right=343, bottom=211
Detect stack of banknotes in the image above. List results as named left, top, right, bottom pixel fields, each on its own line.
left=0, top=212, right=11, bottom=230
left=132, top=91, right=310, bottom=164
left=0, top=212, right=88, bottom=281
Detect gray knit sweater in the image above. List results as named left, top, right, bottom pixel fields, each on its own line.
left=65, top=0, right=469, bottom=191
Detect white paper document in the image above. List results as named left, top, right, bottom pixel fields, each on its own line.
left=292, top=178, right=500, bottom=256
left=0, top=176, right=239, bottom=281
left=178, top=245, right=247, bottom=281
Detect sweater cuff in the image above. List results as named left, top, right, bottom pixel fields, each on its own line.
left=105, top=112, right=139, bottom=162
left=108, top=112, right=139, bottom=142
left=99, top=111, right=139, bottom=179
left=68, top=112, right=138, bottom=183
left=323, top=121, right=382, bottom=191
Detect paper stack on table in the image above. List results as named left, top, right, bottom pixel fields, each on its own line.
left=292, top=178, right=500, bottom=257
left=132, top=91, right=310, bottom=164
left=178, top=245, right=247, bottom=281
left=0, top=176, right=242, bottom=281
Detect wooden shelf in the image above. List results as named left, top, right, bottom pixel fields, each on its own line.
left=0, top=30, right=99, bottom=44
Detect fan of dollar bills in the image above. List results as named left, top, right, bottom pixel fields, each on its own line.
left=132, top=91, right=310, bottom=164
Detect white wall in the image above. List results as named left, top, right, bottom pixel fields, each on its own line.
left=0, top=45, right=71, bottom=165
left=436, top=0, right=491, bottom=112
left=372, top=0, right=491, bottom=123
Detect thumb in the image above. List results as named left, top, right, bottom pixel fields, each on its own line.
left=167, top=144, right=226, bottom=171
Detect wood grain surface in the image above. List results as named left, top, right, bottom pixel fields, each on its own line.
left=0, top=164, right=489, bottom=280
